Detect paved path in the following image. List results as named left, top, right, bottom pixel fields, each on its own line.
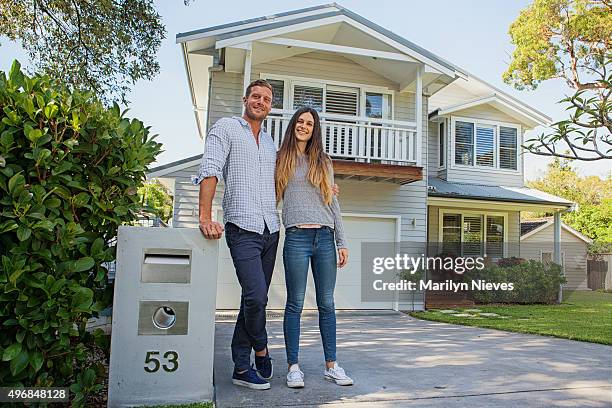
left=213, top=311, right=612, bottom=407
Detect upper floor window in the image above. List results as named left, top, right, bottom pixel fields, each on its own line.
left=455, top=121, right=474, bottom=166
left=499, top=126, right=518, bottom=170
left=452, top=118, right=520, bottom=171
left=267, top=79, right=285, bottom=110
left=293, top=84, right=324, bottom=112
left=263, top=75, right=393, bottom=119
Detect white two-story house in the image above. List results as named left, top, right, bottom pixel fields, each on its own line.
left=148, top=4, right=575, bottom=310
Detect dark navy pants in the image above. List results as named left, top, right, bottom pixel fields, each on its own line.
left=225, top=222, right=279, bottom=371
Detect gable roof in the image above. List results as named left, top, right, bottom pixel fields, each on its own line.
left=176, top=3, right=460, bottom=76
left=521, top=220, right=549, bottom=236
left=520, top=218, right=593, bottom=244
left=430, top=92, right=552, bottom=128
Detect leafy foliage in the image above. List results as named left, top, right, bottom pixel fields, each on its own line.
left=0, top=61, right=161, bottom=404
left=0, top=0, right=166, bottom=103
left=138, top=179, right=173, bottom=223
left=526, top=157, right=611, bottom=246
left=464, top=260, right=566, bottom=304
left=504, top=0, right=611, bottom=91
left=504, top=0, right=611, bottom=161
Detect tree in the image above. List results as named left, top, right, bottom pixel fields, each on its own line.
left=503, top=0, right=611, bottom=161
left=0, top=0, right=166, bottom=103
left=526, top=158, right=612, bottom=244
left=138, top=179, right=173, bottom=223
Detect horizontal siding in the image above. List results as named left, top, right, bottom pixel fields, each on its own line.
left=208, top=71, right=243, bottom=130
left=447, top=167, right=524, bottom=187
left=452, top=105, right=519, bottom=124
left=521, top=227, right=589, bottom=290
left=427, top=206, right=520, bottom=257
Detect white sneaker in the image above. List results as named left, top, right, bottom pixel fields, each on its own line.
left=287, top=364, right=305, bottom=388
left=324, top=362, right=353, bottom=386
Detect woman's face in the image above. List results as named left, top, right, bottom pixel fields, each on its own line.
left=294, top=112, right=315, bottom=143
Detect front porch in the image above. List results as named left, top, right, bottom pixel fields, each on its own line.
left=426, top=177, right=576, bottom=306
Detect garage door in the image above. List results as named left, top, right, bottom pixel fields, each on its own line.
left=216, top=214, right=397, bottom=310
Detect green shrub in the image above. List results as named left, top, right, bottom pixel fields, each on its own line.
left=463, top=260, right=566, bottom=304
left=0, top=61, right=161, bottom=404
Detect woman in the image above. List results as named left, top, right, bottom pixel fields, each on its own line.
left=276, top=106, right=353, bottom=388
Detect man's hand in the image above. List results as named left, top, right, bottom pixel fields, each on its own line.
left=332, top=183, right=340, bottom=197
left=337, top=248, right=348, bottom=268
left=199, top=219, right=224, bottom=240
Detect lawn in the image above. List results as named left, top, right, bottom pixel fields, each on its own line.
left=410, top=290, right=612, bottom=345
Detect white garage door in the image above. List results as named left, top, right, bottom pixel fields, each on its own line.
left=216, top=214, right=397, bottom=310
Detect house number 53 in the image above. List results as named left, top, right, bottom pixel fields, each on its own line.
left=144, top=351, right=179, bottom=373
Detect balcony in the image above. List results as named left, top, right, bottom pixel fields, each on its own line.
left=264, top=110, right=423, bottom=184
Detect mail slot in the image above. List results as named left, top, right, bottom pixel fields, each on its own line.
left=141, top=248, right=191, bottom=283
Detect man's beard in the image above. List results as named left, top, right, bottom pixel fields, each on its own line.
left=245, top=104, right=268, bottom=121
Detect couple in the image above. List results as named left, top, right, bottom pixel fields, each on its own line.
left=194, top=79, right=353, bottom=390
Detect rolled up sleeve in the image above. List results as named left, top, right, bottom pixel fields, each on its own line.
left=192, top=122, right=230, bottom=185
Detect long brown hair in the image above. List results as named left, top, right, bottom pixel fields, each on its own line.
left=276, top=107, right=332, bottom=204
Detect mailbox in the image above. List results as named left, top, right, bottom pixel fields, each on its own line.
left=108, top=226, right=218, bottom=407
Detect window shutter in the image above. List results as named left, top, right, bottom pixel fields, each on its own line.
left=500, top=126, right=518, bottom=170
left=463, top=215, right=483, bottom=256
left=267, top=79, right=285, bottom=109
left=476, top=126, right=494, bottom=167
left=455, top=121, right=474, bottom=165
left=486, top=215, right=504, bottom=258
left=293, top=85, right=323, bottom=111
left=325, top=86, right=358, bottom=116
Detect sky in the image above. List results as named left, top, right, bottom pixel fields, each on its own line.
left=1, top=0, right=610, bottom=180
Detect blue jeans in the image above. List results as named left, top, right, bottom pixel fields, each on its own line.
left=225, top=222, right=279, bottom=371
left=283, top=226, right=337, bottom=365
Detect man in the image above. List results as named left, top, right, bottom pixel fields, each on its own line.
left=193, top=79, right=278, bottom=390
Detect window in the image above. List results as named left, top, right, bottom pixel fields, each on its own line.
left=486, top=216, right=504, bottom=258
left=442, top=213, right=461, bottom=256
left=326, top=85, right=358, bottom=116
left=365, top=92, right=391, bottom=120
left=476, top=125, right=494, bottom=167
left=293, top=84, right=323, bottom=111
left=455, top=121, right=474, bottom=166
left=500, top=126, right=518, bottom=170
left=440, top=211, right=506, bottom=258
left=452, top=118, right=520, bottom=171
left=267, top=79, right=285, bottom=110
left=439, top=122, right=445, bottom=167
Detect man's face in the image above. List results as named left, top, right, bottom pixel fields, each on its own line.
left=243, top=86, right=273, bottom=121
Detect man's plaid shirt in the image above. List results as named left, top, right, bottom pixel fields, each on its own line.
left=192, top=116, right=280, bottom=234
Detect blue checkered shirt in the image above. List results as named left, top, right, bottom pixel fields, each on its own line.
left=192, top=116, right=280, bottom=234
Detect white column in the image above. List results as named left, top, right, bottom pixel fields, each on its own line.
left=242, top=45, right=252, bottom=115
left=554, top=211, right=563, bottom=303
left=415, top=65, right=423, bottom=167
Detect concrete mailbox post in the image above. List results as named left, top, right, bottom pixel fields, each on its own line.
left=108, top=226, right=218, bottom=407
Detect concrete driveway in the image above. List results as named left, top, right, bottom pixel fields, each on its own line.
left=213, top=311, right=612, bottom=407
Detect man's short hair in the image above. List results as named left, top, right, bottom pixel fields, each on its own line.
left=245, top=79, right=274, bottom=98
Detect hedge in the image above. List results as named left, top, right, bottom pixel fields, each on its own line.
left=0, top=61, right=161, bottom=405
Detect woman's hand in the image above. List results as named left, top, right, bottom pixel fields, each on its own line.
left=337, top=248, right=348, bottom=268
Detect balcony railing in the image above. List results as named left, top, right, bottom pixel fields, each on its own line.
left=264, top=110, right=419, bottom=165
